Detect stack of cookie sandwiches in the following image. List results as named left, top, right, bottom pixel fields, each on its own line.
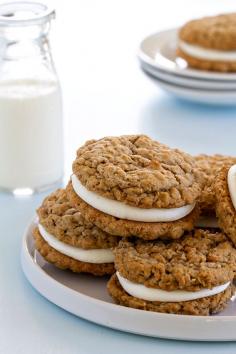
left=177, top=13, right=236, bottom=72
left=33, top=134, right=236, bottom=316
left=34, top=189, right=119, bottom=276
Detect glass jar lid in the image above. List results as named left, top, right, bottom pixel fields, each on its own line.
left=0, top=2, right=55, bottom=26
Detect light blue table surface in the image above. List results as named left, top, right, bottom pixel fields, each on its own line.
left=2, top=1, right=236, bottom=353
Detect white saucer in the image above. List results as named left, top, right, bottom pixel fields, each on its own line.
left=141, top=62, right=236, bottom=90
left=21, top=220, right=236, bottom=341
left=138, top=28, right=236, bottom=81
left=146, top=74, right=236, bottom=105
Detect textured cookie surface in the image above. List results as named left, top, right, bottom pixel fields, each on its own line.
left=72, top=135, right=200, bottom=208
left=67, top=181, right=199, bottom=240
left=114, top=229, right=236, bottom=291
left=107, top=274, right=234, bottom=316
left=179, top=13, right=236, bottom=50
left=37, top=189, right=119, bottom=249
left=195, top=154, right=236, bottom=213
left=33, top=228, right=115, bottom=276
left=215, top=167, right=236, bottom=247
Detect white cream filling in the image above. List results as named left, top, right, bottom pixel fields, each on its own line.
left=117, top=272, right=230, bottom=302
left=38, top=224, right=114, bottom=264
left=228, top=164, right=236, bottom=210
left=195, top=216, right=219, bottom=229
left=179, top=40, right=236, bottom=62
left=71, top=174, right=195, bottom=222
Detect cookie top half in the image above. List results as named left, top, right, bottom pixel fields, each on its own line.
left=179, top=13, right=236, bottom=50
left=72, top=135, right=200, bottom=209
left=37, top=189, right=119, bottom=249
left=114, top=229, right=236, bottom=291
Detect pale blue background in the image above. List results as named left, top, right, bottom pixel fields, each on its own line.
left=1, top=0, right=236, bottom=353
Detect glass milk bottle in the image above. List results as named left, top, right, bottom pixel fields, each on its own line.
left=0, top=2, right=63, bottom=195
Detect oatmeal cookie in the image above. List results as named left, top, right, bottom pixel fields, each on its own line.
left=114, top=230, right=236, bottom=291
left=107, top=229, right=236, bottom=315
left=195, top=154, right=236, bottom=214
left=37, top=189, right=119, bottom=249
left=177, top=49, right=236, bottom=72
left=34, top=189, right=118, bottom=275
left=67, top=181, right=200, bottom=240
left=72, top=135, right=200, bottom=209
left=34, top=228, right=114, bottom=276
left=179, top=13, right=236, bottom=50
left=178, top=13, right=236, bottom=72
left=214, top=166, right=236, bottom=246
left=107, top=274, right=234, bottom=316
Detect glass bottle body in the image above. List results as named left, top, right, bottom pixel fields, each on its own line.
left=0, top=3, right=63, bottom=194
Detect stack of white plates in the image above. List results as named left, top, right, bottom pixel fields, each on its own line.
left=138, top=28, right=236, bottom=105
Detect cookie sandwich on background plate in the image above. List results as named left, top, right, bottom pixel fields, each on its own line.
left=108, top=229, right=236, bottom=316
left=67, top=135, right=200, bottom=240
left=178, top=13, right=236, bottom=72
left=34, top=189, right=119, bottom=276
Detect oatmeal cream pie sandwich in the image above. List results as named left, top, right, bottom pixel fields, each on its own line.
left=108, top=229, right=236, bottom=316
left=215, top=164, right=236, bottom=247
left=195, top=154, right=236, bottom=228
left=34, top=189, right=120, bottom=276
left=178, top=13, right=236, bottom=72
left=67, top=135, right=200, bottom=240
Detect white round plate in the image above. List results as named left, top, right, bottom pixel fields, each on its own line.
left=141, top=62, right=236, bottom=90
left=138, top=28, right=236, bottom=81
left=146, top=74, right=236, bottom=105
left=21, top=220, right=236, bottom=342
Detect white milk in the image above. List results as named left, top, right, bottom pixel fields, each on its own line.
left=0, top=79, right=63, bottom=191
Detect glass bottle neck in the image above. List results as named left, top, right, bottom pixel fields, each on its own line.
left=0, top=35, right=51, bottom=62
left=0, top=22, right=58, bottom=82
left=0, top=22, right=51, bottom=59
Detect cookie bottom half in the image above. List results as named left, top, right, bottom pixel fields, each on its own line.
left=177, top=48, right=236, bottom=72
left=107, top=274, right=235, bottom=316
left=33, top=228, right=115, bottom=276
left=66, top=182, right=199, bottom=240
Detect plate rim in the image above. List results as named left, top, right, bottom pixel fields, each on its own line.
left=141, top=62, right=236, bottom=90
left=145, top=73, right=236, bottom=105
left=21, top=219, right=236, bottom=342
left=138, top=28, right=236, bottom=81
left=145, top=71, right=236, bottom=96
